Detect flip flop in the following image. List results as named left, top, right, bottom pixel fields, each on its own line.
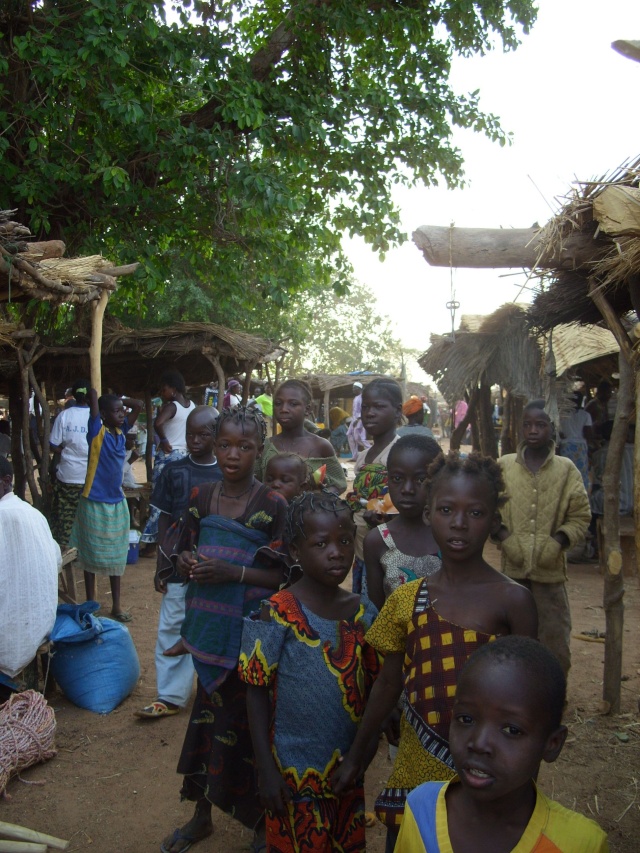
left=111, top=611, right=132, bottom=623
left=135, top=701, right=180, bottom=719
left=160, top=827, right=212, bottom=853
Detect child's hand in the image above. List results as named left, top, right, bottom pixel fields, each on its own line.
left=330, top=755, right=360, bottom=795
left=258, top=763, right=292, bottom=815
left=176, top=550, right=198, bottom=576
left=189, top=557, right=238, bottom=584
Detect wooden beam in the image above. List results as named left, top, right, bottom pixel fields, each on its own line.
left=412, top=225, right=599, bottom=270
left=89, top=289, right=109, bottom=395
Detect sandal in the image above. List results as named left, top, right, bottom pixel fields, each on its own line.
left=160, top=827, right=212, bottom=853
left=135, top=701, right=180, bottom=719
left=111, top=611, right=132, bottom=623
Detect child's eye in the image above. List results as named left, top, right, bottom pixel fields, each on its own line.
left=470, top=510, right=483, bottom=518
left=455, top=714, right=473, bottom=725
left=502, top=724, right=524, bottom=737
left=438, top=506, right=450, bottom=514
left=315, top=541, right=326, bottom=548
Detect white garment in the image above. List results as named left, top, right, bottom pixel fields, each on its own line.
left=560, top=408, right=592, bottom=441
left=0, top=492, right=61, bottom=677
left=49, top=405, right=90, bottom=484
left=155, top=583, right=195, bottom=706
left=163, top=401, right=196, bottom=451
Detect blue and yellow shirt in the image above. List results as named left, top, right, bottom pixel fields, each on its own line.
left=82, top=413, right=129, bottom=503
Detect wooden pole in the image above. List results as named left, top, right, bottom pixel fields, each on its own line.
left=8, top=376, right=25, bottom=499
left=144, top=390, right=154, bottom=483
left=323, top=389, right=331, bottom=429
left=601, top=350, right=633, bottom=712
left=16, top=345, right=41, bottom=509
left=89, top=289, right=109, bottom=395
left=450, top=390, right=477, bottom=451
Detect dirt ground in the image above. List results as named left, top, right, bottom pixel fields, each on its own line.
left=2, top=546, right=638, bottom=852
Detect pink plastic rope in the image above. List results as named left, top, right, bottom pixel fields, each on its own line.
left=0, top=690, right=56, bottom=799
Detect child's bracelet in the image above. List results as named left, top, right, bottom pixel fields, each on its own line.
left=239, top=565, right=246, bottom=584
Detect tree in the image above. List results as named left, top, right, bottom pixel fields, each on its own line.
left=1, top=1, right=537, bottom=315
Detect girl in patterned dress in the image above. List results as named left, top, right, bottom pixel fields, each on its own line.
left=363, top=434, right=443, bottom=612
left=333, top=452, right=539, bottom=853
left=239, top=491, right=382, bottom=852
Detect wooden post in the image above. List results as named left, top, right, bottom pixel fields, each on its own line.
left=29, top=370, right=51, bottom=511
left=450, top=390, right=477, bottom=451
left=601, top=350, right=633, bottom=712
left=211, top=356, right=225, bottom=407
left=477, top=381, right=497, bottom=458
left=89, top=289, right=109, bottom=395
left=323, top=389, right=331, bottom=429
left=8, top=376, right=25, bottom=499
left=144, top=389, right=154, bottom=483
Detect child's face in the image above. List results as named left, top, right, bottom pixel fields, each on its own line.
left=215, top=420, right=262, bottom=482
left=387, top=448, right=432, bottom=519
left=102, top=400, right=126, bottom=430
left=450, top=658, right=566, bottom=806
left=186, top=413, right=215, bottom=459
left=361, top=390, right=401, bottom=436
left=274, top=387, right=307, bottom=430
left=426, top=473, right=500, bottom=562
left=522, top=408, right=551, bottom=450
left=290, top=510, right=355, bottom=588
left=264, top=459, right=306, bottom=503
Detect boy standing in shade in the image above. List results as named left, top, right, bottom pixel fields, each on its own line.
left=496, top=400, right=590, bottom=680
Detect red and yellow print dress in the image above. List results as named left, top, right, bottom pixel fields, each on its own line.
left=366, top=578, right=496, bottom=829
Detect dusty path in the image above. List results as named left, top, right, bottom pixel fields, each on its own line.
left=3, top=546, right=640, bottom=852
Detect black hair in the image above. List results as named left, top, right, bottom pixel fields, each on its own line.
left=523, top=399, right=549, bottom=418
left=159, top=370, right=186, bottom=394
left=428, top=450, right=507, bottom=509
left=275, top=379, right=313, bottom=406
left=362, top=378, right=402, bottom=409
left=265, top=452, right=308, bottom=483
left=98, top=393, right=121, bottom=412
left=459, top=636, right=566, bottom=730
left=387, top=434, right=442, bottom=468
left=317, top=427, right=331, bottom=439
left=0, top=419, right=9, bottom=436
left=285, top=489, right=353, bottom=547
left=187, top=405, right=218, bottom=432
left=0, top=456, right=13, bottom=478
left=215, top=405, right=266, bottom=444
left=72, top=378, right=91, bottom=404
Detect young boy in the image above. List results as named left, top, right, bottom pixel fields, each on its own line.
left=396, top=636, right=609, bottom=852
left=135, top=406, right=222, bottom=719
left=497, top=400, right=591, bottom=679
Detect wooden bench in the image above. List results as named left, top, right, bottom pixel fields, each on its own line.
left=58, top=546, right=79, bottom=604
left=597, top=515, right=637, bottom=577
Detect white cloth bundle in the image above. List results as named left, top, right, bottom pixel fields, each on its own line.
left=0, top=493, right=61, bottom=677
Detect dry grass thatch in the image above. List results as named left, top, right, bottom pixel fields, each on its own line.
left=529, top=156, right=640, bottom=330
left=301, top=373, right=399, bottom=396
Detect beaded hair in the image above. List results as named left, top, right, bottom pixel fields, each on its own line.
left=285, top=489, right=354, bottom=546
left=428, top=450, right=507, bottom=509
left=215, top=405, right=267, bottom=444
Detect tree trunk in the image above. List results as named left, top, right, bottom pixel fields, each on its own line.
left=144, top=390, right=154, bottom=483
left=477, top=381, right=497, bottom=458
left=601, top=351, right=633, bottom=712
left=8, top=375, right=25, bottom=499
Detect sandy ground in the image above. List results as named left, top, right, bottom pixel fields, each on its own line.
left=3, top=449, right=640, bottom=851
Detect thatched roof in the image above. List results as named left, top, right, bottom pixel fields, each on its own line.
left=419, top=304, right=541, bottom=403
left=528, top=156, right=640, bottom=330
left=302, top=373, right=398, bottom=399
left=0, top=210, right=138, bottom=305
left=549, top=324, right=619, bottom=376
left=0, top=319, right=284, bottom=395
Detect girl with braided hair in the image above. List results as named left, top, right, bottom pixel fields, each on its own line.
left=239, top=490, right=381, bottom=852
left=161, top=406, right=289, bottom=853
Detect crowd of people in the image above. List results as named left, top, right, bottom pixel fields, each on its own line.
left=0, top=373, right=613, bottom=853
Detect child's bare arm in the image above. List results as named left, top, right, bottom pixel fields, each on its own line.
left=122, top=397, right=143, bottom=427
left=246, top=685, right=291, bottom=815
left=88, top=388, right=99, bottom=418
left=331, top=651, right=403, bottom=794
left=363, top=528, right=386, bottom=612
left=503, top=582, right=538, bottom=639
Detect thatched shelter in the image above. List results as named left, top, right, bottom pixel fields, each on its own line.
left=413, top=155, right=640, bottom=714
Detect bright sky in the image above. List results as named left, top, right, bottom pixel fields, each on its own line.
left=344, top=0, right=639, bottom=379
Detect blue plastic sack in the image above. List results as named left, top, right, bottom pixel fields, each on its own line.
left=50, top=602, right=140, bottom=714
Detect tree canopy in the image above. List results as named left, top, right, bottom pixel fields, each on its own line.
left=0, top=0, right=537, bottom=316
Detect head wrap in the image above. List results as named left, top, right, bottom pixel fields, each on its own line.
left=402, top=396, right=423, bottom=417
left=352, top=381, right=363, bottom=389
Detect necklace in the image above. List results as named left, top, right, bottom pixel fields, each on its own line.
left=221, top=479, right=255, bottom=499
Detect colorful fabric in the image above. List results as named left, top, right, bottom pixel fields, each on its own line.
left=377, top=523, right=441, bottom=600
left=70, top=495, right=129, bottom=576
left=178, top=675, right=262, bottom=831
left=396, top=779, right=610, bottom=853
left=51, top=478, right=83, bottom=549
left=173, top=481, right=287, bottom=695
left=402, top=396, right=422, bottom=417
left=259, top=440, right=347, bottom=494
left=557, top=438, right=590, bottom=493
left=499, top=441, right=591, bottom=583
left=255, top=393, right=273, bottom=417
left=82, top=413, right=130, bottom=502
left=366, top=579, right=495, bottom=829
left=140, top=446, right=189, bottom=543
left=238, top=590, right=381, bottom=852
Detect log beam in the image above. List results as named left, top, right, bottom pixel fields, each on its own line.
left=412, top=225, right=600, bottom=270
